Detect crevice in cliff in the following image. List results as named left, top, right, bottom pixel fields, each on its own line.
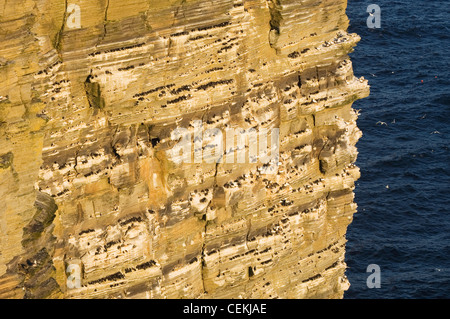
left=22, top=192, right=58, bottom=248
left=199, top=162, right=220, bottom=295
left=267, top=0, right=282, bottom=49
left=245, top=218, right=252, bottom=243
left=172, top=0, right=187, bottom=27
left=84, top=73, right=105, bottom=112
left=109, top=125, right=122, bottom=163
left=297, top=74, right=303, bottom=89
left=0, top=152, right=13, bottom=170
left=102, top=0, right=110, bottom=41
left=8, top=192, right=62, bottom=299
left=53, top=0, right=68, bottom=53
left=248, top=266, right=254, bottom=277
left=200, top=222, right=208, bottom=295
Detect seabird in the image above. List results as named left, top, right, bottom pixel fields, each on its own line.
left=376, top=121, right=387, bottom=126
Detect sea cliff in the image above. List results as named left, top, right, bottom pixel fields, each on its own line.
left=0, top=0, right=369, bottom=298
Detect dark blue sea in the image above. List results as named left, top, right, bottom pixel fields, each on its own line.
left=344, top=0, right=450, bottom=298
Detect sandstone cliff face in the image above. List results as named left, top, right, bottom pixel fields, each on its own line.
left=0, top=0, right=368, bottom=299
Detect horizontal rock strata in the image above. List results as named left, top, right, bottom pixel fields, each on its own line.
left=0, top=0, right=369, bottom=298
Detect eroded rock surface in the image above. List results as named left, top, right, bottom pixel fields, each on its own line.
left=0, top=0, right=369, bottom=299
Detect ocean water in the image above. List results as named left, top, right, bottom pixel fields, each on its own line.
left=344, top=0, right=450, bottom=298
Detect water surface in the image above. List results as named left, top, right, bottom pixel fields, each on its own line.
left=345, top=0, right=450, bottom=298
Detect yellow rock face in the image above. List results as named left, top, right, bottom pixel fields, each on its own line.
left=0, top=0, right=368, bottom=298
